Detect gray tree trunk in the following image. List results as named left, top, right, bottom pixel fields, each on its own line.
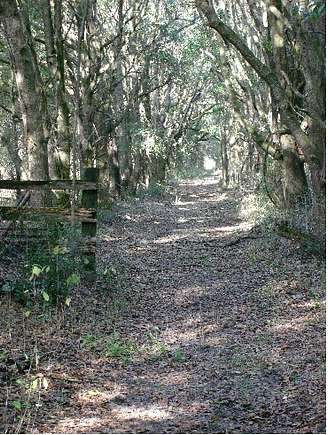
left=0, top=0, right=49, bottom=182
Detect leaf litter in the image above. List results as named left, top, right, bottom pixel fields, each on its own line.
left=0, top=178, right=325, bottom=433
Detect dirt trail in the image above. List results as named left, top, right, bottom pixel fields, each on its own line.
left=1, top=179, right=325, bottom=433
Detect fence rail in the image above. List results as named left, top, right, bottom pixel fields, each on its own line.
left=0, top=207, right=96, bottom=222
left=0, top=168, right=99, bottom=279
left=0, top=179, right=97, bottom=190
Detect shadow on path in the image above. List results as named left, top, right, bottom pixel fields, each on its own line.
left=0, top=178, right=325, bottom=434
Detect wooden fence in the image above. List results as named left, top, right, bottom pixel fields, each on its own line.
left=0, top=168, right=99, bottom=278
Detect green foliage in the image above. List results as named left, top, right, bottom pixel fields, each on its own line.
left=105, top=333, right=137, bottom=363
left=145, top=329, right=168, bottom=361
left=81, top=334, right=101, bottom=350
left=144, top=182, right=167, bottom=198
left=66, top=273, right=80, bottom=287
left=276, top=223, right=325, bottom=258
left=134, top=182, right=168, bottom=200
left=172, top=348, right=186, bottom=363
left=12, top=400, right=25, bottom=412
left=262, top=38, right=273, bottom=54
left=174, top=165, right=211, bottom=180
left=0, top=221, right=82, bottom=306
left=304, top=1, right=326, bottom=21
left=79, top=327, right=173, bottom=365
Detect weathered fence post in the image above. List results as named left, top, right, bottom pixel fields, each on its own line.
left=81, top=167, right=99, bottom=279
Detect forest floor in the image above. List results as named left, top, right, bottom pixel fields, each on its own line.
left=0, top=178, right=326, bottom=434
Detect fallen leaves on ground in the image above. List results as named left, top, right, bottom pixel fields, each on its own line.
left=0, top=178, right=325, bottom=433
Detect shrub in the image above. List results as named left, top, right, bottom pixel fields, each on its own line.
left=0, top=220, right=82, bottom=306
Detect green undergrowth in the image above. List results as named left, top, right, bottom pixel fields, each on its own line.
left=0, top=258, right=133, bottom=431
left=80, top=328, right=186, bottom=365
left=135, top=181, right=169, bottom=200
left=0, top=220, right=83, bottom=306
left=172, top=165, right=214, bottom=180
left=240, top=188, right=325, bottom=259
left=275, top=222, right=325, bottom=259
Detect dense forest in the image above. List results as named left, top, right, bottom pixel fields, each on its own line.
left=0, top=0, right=325, bottom=203
left=0, top=0, right=325, bottom=434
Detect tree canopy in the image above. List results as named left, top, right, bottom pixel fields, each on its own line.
left=0, top=0, right=325, bottom=206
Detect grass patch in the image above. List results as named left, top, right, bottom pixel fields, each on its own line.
left=105, top=332, right=137, bottom=363
left=144, top=329, right=168, bottom=361
left=172, top=348, right=186, bottom=363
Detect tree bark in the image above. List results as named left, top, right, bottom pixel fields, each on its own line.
left=41, top=0, right=71, bottom=179
left=221, top=139, right=229, bottom=186
left=280, top=134, right=308, bottom=207
left=0, top=0, right=49, bottom=181
left=108, top=137, right=122, bottom=197
left=195, top=0, right=325, bottom=197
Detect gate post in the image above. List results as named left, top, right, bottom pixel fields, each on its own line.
left=81, top=167, right=99, bottom=280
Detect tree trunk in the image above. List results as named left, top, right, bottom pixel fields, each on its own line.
left=280, top=134, right=308, bottom=207
left=54, top=0, right=71, bottom=178
left=221, top=140, right=229, bottom=186
left=41, top=0, right=70, bottom=179
left=0, top=0, right=49, bottom=182
left=108, top=137, right=122, bottom=197
left=195, top=0, right=325, bottom=199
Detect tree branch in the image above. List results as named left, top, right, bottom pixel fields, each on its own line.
left=194, top=0, right=316, bottom=163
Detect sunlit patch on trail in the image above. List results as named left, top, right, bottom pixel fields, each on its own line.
left=178, top=177, right=220, bottom=187
left=269, top=315, right=320, bottom=333
left=76, top=388, right=125, bottom=405
left=200, top=222, right=252, bottom=234
left=53, top=407, right=173, bottom=433
left=54, top=416, right=104, bottom=433
left=296, top=300, right=326, bottom=309
left=112, top=405, right=171, bottom=420
left=153, top=234, right=188, bottom=244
